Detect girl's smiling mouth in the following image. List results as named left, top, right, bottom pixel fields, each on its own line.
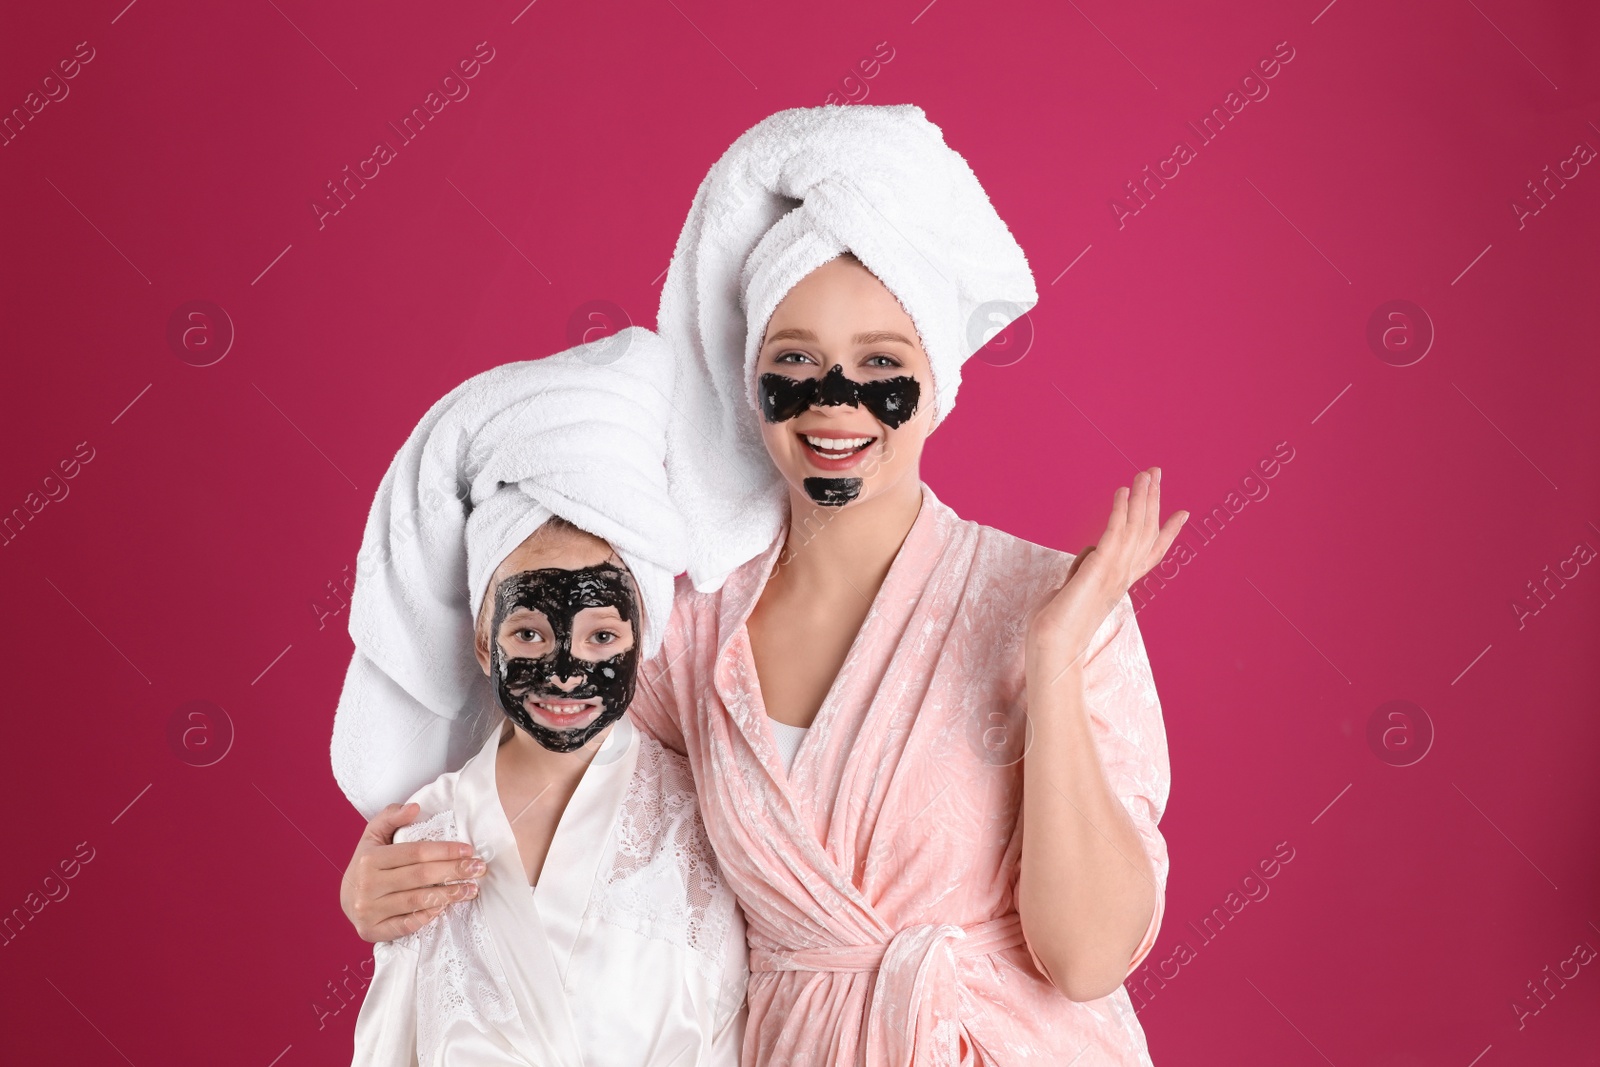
left=525, top=696, right=602, bottom=728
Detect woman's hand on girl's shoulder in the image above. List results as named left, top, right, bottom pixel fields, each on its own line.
left=340, top=802, right=484, bottom=942
left=1027, top=467, right=1187, bottom=676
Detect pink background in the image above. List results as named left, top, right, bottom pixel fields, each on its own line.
left=2, top=0, right=1597, bottom=1064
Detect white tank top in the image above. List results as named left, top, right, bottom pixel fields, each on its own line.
left=767, top=718, right=810, bottom=772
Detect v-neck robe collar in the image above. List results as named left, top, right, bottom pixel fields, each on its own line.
left=709, top=485, right=942, bottom=797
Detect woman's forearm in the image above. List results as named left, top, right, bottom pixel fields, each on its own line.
left=1017, top=660, right=1156, bottom=1002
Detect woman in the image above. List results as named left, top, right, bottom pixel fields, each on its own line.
left=343, top=104, right=1185, bottom=1065
left=336, top=329, right=746, bottom=1066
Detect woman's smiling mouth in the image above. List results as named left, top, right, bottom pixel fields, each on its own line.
left=799, top=431, right=877, bottom=469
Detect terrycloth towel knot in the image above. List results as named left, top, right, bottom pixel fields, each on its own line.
left=748, top=914, right=1025, bottom=1067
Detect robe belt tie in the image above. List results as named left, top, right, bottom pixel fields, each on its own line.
left=747, top=914, right=1025, bottom=1067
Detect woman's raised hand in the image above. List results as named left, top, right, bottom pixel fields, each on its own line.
left=340, top=802, right=483, bottom=942
left=1026, top=467, right=1187, bottom=680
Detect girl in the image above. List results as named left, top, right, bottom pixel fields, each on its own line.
left=336, top=329, right=746, bottom=1066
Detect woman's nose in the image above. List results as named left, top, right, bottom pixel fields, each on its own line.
left=813, top=364, right=859, bottom=408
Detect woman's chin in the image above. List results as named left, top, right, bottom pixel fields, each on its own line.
left=798, top=475, right=865, bottom=508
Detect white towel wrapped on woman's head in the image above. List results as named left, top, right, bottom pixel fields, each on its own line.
left=330, top=326, right=686, bottom=817
left=655, top=103, right=1039, bottom=593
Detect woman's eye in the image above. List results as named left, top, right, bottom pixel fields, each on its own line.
left=775, top=351, right=813, bottom=365
left=865, top=354, right=901, bottom=368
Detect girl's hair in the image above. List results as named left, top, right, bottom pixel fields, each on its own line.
left=473, top=515, right=621, bottom=632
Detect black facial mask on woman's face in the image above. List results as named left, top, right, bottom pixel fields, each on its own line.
left=801, top=477, right=862, bottom=506
left=488, top=563, right=638, bottom=753
left=759, top=364, right=921, bottom=507
left=758, top=364, right=921, bottom=428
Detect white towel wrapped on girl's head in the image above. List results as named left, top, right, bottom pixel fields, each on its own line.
left=330, top=326, right=686, bottom=818
left=656, top=103, right=1039, bottom=593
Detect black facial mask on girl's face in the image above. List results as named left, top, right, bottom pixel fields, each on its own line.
left=489, top=563, right=639, bottom=753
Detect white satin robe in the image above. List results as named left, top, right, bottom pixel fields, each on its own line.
left=351, top=717, right=749, bottom=1067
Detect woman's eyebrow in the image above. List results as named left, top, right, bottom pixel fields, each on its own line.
left=764, top=327, right=915, bottom=346
left=852, top=330, right=915, bottom=347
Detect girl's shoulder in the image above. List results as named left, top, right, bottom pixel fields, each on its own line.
left=628, top=730, right=700, bottom=805
left=391, top=763, right=470, bottom=845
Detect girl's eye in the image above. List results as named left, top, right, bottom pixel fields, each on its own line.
left=591, top=630, right=617, bottom=645
left=514, top=629, right=543, bottom=643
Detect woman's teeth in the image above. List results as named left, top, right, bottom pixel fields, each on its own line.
left=803, top=434, right=873, bottom=458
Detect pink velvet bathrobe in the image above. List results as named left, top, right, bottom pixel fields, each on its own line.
left=631, top=485, right=1171, bottom=1067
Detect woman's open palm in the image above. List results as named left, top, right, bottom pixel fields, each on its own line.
left=1027, top=467, right=1188, bottom=675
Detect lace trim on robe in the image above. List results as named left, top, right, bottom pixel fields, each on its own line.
left=590, top=735, right=735, bottom=985
left=394, top=810, right=520, bottom=1061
